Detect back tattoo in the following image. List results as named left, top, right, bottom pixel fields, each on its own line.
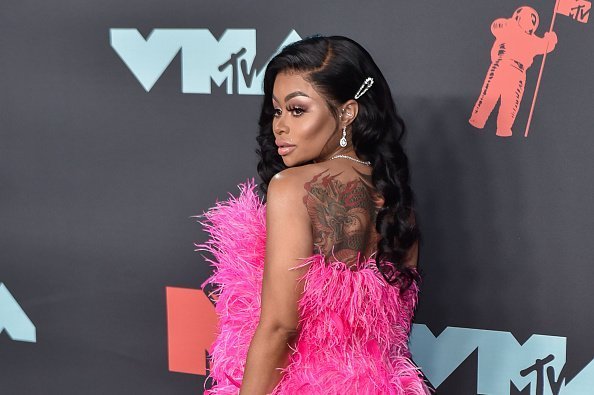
left=302, top=168, right=381, bottom=268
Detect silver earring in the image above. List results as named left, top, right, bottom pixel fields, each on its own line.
left=340, top=126, right=347, bottom=147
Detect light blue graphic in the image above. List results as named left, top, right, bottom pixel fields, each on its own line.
left=409, top=324, right=594, bottom=394
left=0, top=283, right=36, bottom=343
left=110, top=29, right=301, bottom=94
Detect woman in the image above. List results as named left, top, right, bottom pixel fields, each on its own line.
left=198, top=35, right=430, bottom=394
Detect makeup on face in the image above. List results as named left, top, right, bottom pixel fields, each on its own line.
left=271, top=72, right=338, bottom=166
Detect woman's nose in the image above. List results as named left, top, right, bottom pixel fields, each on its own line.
left=273, top=118, right=288, bottom=135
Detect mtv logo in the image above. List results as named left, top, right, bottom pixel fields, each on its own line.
left=557, top=0, right=591, bottom=23
left=110, top=28, right=302, bottom=94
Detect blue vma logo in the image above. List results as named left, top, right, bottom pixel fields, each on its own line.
left=110, top=29, right=302, bottom=94
left=410, top=324, right=594, bottom=395
left=0, top=283, right=36, bottom=343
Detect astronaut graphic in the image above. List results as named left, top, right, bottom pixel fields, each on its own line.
left=469, top=6, right=558, bottom=137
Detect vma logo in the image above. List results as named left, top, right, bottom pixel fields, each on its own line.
left=410, top=324, right=594, bottom=394
left=110, top=29, right=302, bottom=94
left=165, top=289, right=594, bottom=394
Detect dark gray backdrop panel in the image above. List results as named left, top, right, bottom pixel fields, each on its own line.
left=1, top=0, right=592, bottom=393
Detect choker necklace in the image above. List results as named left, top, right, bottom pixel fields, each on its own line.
left=329, top=154, right=371, bottom=166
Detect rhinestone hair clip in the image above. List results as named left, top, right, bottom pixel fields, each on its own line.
left=354, top=77, right=374, bottom=99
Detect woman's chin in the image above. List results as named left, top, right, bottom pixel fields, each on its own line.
left=283, top=158, right=310, bottom=168
left=281, top=157, right=296, bottom=167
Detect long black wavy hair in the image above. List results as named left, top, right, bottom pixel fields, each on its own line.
left=255, top=35, right=420, bottom=289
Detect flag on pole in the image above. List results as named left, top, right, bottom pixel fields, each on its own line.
left=556, top=0, right=591, bottom=23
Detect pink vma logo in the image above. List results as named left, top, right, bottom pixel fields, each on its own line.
left=469, top=0, right=590, bottom=138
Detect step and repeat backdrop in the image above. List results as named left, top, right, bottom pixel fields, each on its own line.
left=1, top=0, right=593, bottom=393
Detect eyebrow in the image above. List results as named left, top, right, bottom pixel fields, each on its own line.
left=272, top=91, right=311, bottom=102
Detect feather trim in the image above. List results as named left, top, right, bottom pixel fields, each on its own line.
left=195, top=179, right=431, bottom=394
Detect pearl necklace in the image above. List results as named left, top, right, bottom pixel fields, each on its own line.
left=329, top=154, right=371, bottom=166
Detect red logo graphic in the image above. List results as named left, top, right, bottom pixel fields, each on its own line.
left=469, top=0, right=590, bottom=138
left=166, top=287, right=217, bottom=376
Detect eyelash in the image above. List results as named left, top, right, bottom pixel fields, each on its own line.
left=273, top=106, right=305, bottom=117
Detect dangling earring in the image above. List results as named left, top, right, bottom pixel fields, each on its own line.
left=339, top=126, right=347, bottom=147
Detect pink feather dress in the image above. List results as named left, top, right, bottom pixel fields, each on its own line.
left=196, top=179, right=431, bottom=395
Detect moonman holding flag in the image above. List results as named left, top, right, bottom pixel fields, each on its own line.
left=469, top=6, right=558, bottom=137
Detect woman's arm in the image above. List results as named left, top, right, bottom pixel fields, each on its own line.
left=239, top=171, right=312, bottom=395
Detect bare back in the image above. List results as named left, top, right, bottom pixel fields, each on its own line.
left=294, top=161, right=384, bottom=269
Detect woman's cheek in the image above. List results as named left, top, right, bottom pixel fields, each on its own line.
left=299, top=119, right=319, bottom=140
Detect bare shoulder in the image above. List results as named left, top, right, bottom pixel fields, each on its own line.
left=266, top=166, right=314, bottom=215
left=269, top=167, right=307, bottom=196
left=269, top=163, right=328, bottom=196
left=267, top=163, right=341, bottom=216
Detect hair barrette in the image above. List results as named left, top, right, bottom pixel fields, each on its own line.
left=354, top=77, right=374, bottom=99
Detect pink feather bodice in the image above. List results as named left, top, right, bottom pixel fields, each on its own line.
left=196, top=179, right=430, bottom=394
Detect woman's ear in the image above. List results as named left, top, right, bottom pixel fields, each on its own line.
left=339, top=100, right=359, bottom=127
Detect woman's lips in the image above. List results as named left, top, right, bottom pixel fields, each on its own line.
left=278, top=145, right=296, bottom=156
